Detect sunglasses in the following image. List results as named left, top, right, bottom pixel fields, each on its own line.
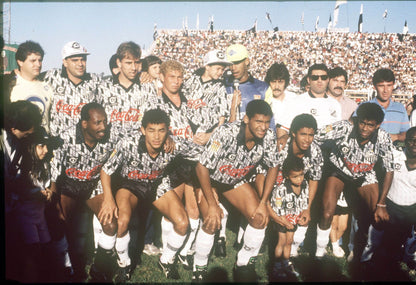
left=310, top=75, right=329, bottom=81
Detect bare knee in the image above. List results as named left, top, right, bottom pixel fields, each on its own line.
left=249, top=214, right=265, bottom=229
left=321, top=210, right=335, bottom=229
left=117, top=215, right=130, bottom=237
left=102, top=219, right=117, bottom=236
left=173, top=216, right=189, bottom=236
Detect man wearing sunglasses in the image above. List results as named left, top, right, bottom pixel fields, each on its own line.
left=278, top=63, right=342, bottom=148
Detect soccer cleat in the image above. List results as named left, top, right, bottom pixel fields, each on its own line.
left=158, top=260, right=180, bottom=280
left=284, top=261, right=300, bottom=278
left=315, top=247, right=327, bottom=259
left=233, top=258, right=258, bottom=283
left=332, top=245, right=346, bottom=258
left=143, top=243, right=161, bottom=256
left=192, top=265, right=208, bottom=283
left=214, top=237, right=227, bottom=258
left=177, top=254, right=193, bottom=270
left=114, top=265, right=131, bottom=283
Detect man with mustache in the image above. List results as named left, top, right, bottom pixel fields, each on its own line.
left=327, top=67, right=358, bottom=121
left=43, top=41, right=102, bottom=137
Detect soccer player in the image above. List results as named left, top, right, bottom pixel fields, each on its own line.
left=313, top=103, right=394, bottom=262
left=100, top=109, right=202, bottom=281
left=268, top=157, right=309, bottom=281
left=98, top=41, right=157, bottom=137
left=43, top=41, right=102, bottom=136
left=49, top=103, right=119, bottom=282
left=192, top=100, right=279, bottom=282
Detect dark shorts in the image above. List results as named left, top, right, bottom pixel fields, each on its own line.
left=118, top=178, right=158, bottom=202
left=57, top=175, right=98, bottom=201
left=387, top=199, right=416, bottom=227
left=335, top=205, right=351, bottom=215
left=328, top=167, right=366, bottom=189
left=273, top=220, right=297, bottom=233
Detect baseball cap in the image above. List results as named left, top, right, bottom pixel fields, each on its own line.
left=204, top=50, right=231, bottom=66
left=226, top=44, right=249, bottom=63
left=62, top=41, right=90, bottom=59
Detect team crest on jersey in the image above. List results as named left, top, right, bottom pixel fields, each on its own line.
left=310, top=108, right=317, bottom=115
left=228, top=154, right=236, bottom=161
left=394, top=163, right=401, bottom=171
left=130, top=160, right=139, bottom=167
left=254, top=95, right=261, bottom=100
left=286, top=202, right=294, bottom=209
left=325, top=125, right=333, bottom=133
left=57, top=86, right=65, bottom=94
left=68, top=157, right=78, bottom=164
left=341, top=146, right=350, bottom=154
left=211, top=140, right=221, bottom=152
left=109, top=96, right=117, bottom=105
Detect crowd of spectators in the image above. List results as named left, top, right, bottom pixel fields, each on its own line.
left=151, top=29, right=416, bottom=94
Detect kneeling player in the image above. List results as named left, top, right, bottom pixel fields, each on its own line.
left=100, top=109, right=202, bottom=281
left=192, top=100, right=279, bottom=282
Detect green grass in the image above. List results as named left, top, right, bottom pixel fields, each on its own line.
left=95, top=227, right=416, bottom=283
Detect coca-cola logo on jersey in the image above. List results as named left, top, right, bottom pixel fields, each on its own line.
left=170, top=126, right=193, bottom=139
left=65, top=164, right=102, bottom=180
left=110, top=108, right=142, bottom=122
left=187, top=99, right=207, bottom=110
left=56, top=100, right=86, bottom=116
left=128, top=169, right=162, bottom=180
left=219, top=164, right=254, bottom=178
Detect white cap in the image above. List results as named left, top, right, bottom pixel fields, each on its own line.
left=203, top=50, right=231, bottom=66
left=61, top=41, right=90, bottom=59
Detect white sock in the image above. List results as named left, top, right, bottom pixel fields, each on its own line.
left=236, top=225, right=265, bottom=266
left=98, top=232, right=117, bottom=251
left=93, top=215, right=103, bottom=250
left=115, top=232, right=131, bottom=267
left=161, top=217, right=173, bottom=250
left=332, top=241, right=341, bottom=249
left=160, top=229, right=186, bottom=264
left=193, top=228, right=215, bottom=270
left=316, top=225, right=331, bottom=255
left=219, top=203, right=228, bottom=239
left=180, top=218, right=199, bottom=256
left=360, top=224, right=384, bottom=262
left=291, top=225, right=308, bottom=256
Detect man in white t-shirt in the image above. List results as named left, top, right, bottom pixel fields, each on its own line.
left=8, top=41, right=53, bottom=133
left=280, top=63, right=342, bottom=134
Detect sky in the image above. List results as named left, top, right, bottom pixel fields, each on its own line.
left=3, top=1, right=415, bottom=74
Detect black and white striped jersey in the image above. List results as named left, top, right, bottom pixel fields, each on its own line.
left=102, top=134, right=202, bottom=183
left=44, top=68, right=102, bottom=136
left=314, top=119, right=395, bottom=179
left=199, top=121, right=279, bottom=185
left=51, top=124, right=119, bottom=183
left=182, top=74, right=229, bottom=133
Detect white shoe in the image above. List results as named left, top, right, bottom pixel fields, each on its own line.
left=315, top=247, right=327, bottom=258
left=332, top=246, right=345, bottom=258
left=143, top=243, right=161, bottom=256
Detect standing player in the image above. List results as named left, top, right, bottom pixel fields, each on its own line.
left=49, top=103, right=119, bottom=282
left=268, top=157, right=309, bottom=281
left=99, top=109, right=202, bottom=281
left=182, top=49, right=231, bottom=145
left=98, top=42, right=156, bottom=137
left=313, top=103, right=394, bottom=262
left=6, top=41, right=53, bottom=133
left=192, top=100, right=279, bottom=282
left=43, top=41, right=101, bottom=137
